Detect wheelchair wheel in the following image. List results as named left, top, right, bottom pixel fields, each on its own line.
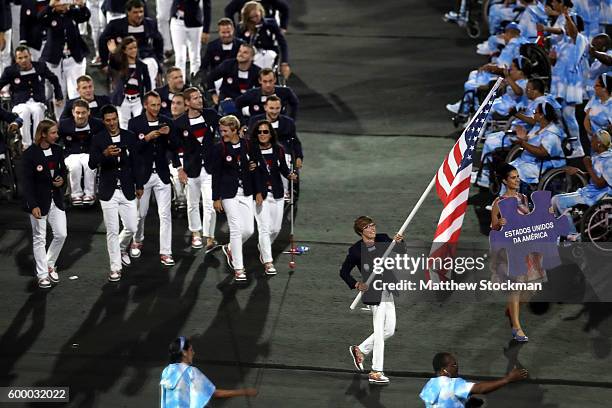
left=520, top=44, right=551, bottom=86
left=504, top=145, right=522, bottom=163
left=481, top=0, right=491, bottom=35
left=537, top=167, right=588, bottom=196
left=580, top=198, right=612, bottom=252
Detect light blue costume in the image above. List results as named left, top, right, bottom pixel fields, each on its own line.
left=510, top=123, right=567, bottom=184
left=602, top=0, right=612, bottom=25
left=552, top=149, right=612, bottom=232
left=419, top=376, right=475, bottom=408
left=160, top=363, right=216, bottom=408
left=585, top=94, right=612, bottom=135
left=477, top=95, right=561, bottom=187
left=517, top=2, right=548, bottom=40
left=573, top=0, right=600, bottom=38
left=587, top=51, right=612, bottom=98
left=487, top=1, right=518, bottom=35
left=492, top=78, right=528, bottom=116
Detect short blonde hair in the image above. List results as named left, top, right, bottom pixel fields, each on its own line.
left=596, top=130, right=611, bottom=149
left=219, top=115, right=241, bottom=131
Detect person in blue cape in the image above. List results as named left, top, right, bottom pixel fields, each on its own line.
left=160, top=337, right=257, bottom=407
left=419, top=352, right=527, bottom=408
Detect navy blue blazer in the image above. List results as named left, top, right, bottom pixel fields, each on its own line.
left=60, top=95, right=113, bottom=121
left=58, top=117, right=105, bottom=156
left=207, top=59, right=261, bottom=100
left=170, top=0, right=211, bottom=31
left=88, top=129, right=144, bottom=201
left=225, top=0, right=289, bottom=30
left=339, top=234, right=403, bottom=305
left=155, top=84, right=185, bottom=118
left=21, top=143, right=67, bottom=216
left=248, top=114, right=302, bottom=159
left=0, top=0, right=11, bottom=31
left=172, top=110, right=220, bottom=177
left=211, top=139, right=260, bottom=200
left=202, top=38, right=244, bottom=74
left=98, top=16, right=164, bottom=68
left=128, top=113, right=180, bottom=185
left=39, top=5, right=91, bottom=64
left=253, top=143, right=290, bottom=199
left=235, top=85, right=298, bottom=120
left=0, top=62, right=63, bottom=105
left=108, top=57, right=151, bottom=106
left=238, top=18, right=289, bottom=63
left=20, top=0, right=49, bottom=51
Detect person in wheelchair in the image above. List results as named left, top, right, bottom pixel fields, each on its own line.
left=508, top=101, right=567, bottom=191
left=0, top=107, right=23, bottom=160
left=237, top=1, right=290, bottom=80
left=0, top=45, right=63, bottom=150
left=60, top=75, right=112, bottom=121
left=476, top=78, right=560, bottom=187
left=584, top=73, right=611, bottom=147
left=551, top=129, right=612, bottom=239
left=587, top=34, right=612, bottom=98
left=490, top=57, right=530, bottom=116
left=58, top=99, right=105, bottom=206
left=447, top=22, right=525, bottom=115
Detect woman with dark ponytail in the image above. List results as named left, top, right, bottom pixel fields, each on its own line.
left=490, top=164, right=546, bottom=342
left=160, top=336, right=257, bottom=407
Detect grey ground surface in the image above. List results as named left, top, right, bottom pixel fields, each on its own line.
left=1, top=1, right=611, bottom=407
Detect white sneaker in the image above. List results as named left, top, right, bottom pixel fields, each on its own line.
left=47, top=266, right=59, bottom=283
left=108, top=270, right=121, bottom=282
left=130, top=242, right=142, bottom=258
left=234, top=270, right=247, bottom=281
left=121, top=252, right=131, bottom=267
left=265, top=263, right=277, bottom=276
left=368, top=371, right=390, bottom=385
left=446, top=101, right=461, bottom=114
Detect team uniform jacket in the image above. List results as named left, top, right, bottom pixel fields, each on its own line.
left=108, top=57, right=151, bottom=106
left=235, top=85, right=298, bottom=120
left=238, top=17, right=289, bottom=63
left=98, top=17, right=164, bottom=69
left=207, top=59, right=261, bottom=100
left=170, top=0, right=212, bottom=32
left=58, top=117, right=105, bottom=156
left=252, top=143, right=290, bottom=199
left=21, top=143, right=67, bottom=216
left=38, top=4, right=91, bottom=64
left=172, top=109, right=220, bottom=177
left=88, top=129, right=144, bottom=201
left=202, top=38, right=244, bottom=75
left=0, top=62, right=63, bottom=104
left=20, top=0, right=50, bottom=51
left=60, top=95, right=113, bottom=121
left=210, top=139, right=261, bottom=200
left=248, top=113, right=302, bottom=159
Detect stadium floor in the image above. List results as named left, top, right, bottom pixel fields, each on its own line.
left=0, top=1, right=611, bottom=407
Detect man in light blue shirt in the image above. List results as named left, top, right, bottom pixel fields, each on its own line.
left=419, top=352, right=528, bottom=407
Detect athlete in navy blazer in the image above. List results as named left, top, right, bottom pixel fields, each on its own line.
left=172, top=108, right=220, bottom=177
left=38, top=2, right=90, bottom=65
left=21, top=142, right=66, bottom=216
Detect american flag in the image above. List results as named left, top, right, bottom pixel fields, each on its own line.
left=428, top=79, right=502, bottom=280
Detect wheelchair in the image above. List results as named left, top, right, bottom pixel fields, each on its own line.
left=579, top=195, right=612, bottom=252
left=0, top=127, right=20, bottom=200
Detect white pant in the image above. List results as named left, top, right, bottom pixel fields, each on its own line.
left=13, top=100, right=46, bottom=148
left=100, top=189, right=138, bottom=272
left=65, top=153, right=96, bottom=197
left=10, top=4, right=20, bottom=50
left=358, top=292, right=396, bottom=372
left=118, top=97, right=143, bottom=129
left=281, top=153, right=292, bottom=196
left=254, top=194, right=284, bottom=264
left=170, top=18, right=203, bottom=79
left=29, top=201, right=67, bottom=279
left=0, top=29, right=12, bottom=75
left=169, top=163, right=186, bottom=201
left=86, top=0, right=103, bottom=56
left=46, top=57, right=87, bottom=119
left=142, top=57, right=158, bottom=90
left=29, top=47, right=43, bottom=62
left=254, top=49, right=277, bottom=69
left=222, top=190, right=255, bottom=270
left=186, top=167, right=216, bottom=237
left=135, top=173, right=173, bottom=255
left=156, top=0, right=173, bottom=52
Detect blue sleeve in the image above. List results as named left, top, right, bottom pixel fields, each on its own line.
left=453, top=378, right=474, bottom=400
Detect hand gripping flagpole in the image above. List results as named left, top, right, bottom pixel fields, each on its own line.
left=349, top=78, right=503, bottom=310
left=349, top=175, right=436, bottom=310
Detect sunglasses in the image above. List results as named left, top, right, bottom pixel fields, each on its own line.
left=362, top=223, right=376, bottom=230
left=258, top=129, right=270, bottom=134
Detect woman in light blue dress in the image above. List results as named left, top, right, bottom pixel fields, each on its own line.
left=510, top=102, right=567, bottom=185
left=584, top=73, right=612, bottom=141
left=160, top=337, right=257, bottom=407
left=549, top=12, right=589, bottom=147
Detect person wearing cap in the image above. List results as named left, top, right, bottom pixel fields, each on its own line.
left=419, top=352, right=528, bottom=407
left=552, top=129, right=612, bottom=239
left=584, top=73, right=612, bottom=142
left=447, top=22, right=525, bottom=115
left=341, top=216, right=404, bottom=385
left=160, top=336, right=257, bottom=407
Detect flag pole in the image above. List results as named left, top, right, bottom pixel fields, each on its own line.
left=349, top=175, right=436, bottom=310
left=349, top=78, right=503, bottom=310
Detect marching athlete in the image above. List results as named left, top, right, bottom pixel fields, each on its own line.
left=128, top=91, right=178, bottom=266
left=89, top=105, right=144, bottom=282
left=169, top=92, right=188, bottom=209
left=212, top=115, right=261, bottom=281
left=21, top=119, right=67, bottom=289
left=340, top=216, right=403, bottom=385
left=174, top=87, right=220, bottom=250
left=60, top=75, right=112, bottom=121
left=250, top=119, right=296, bottom=275
left=58, top=99, right=104, bottom=206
